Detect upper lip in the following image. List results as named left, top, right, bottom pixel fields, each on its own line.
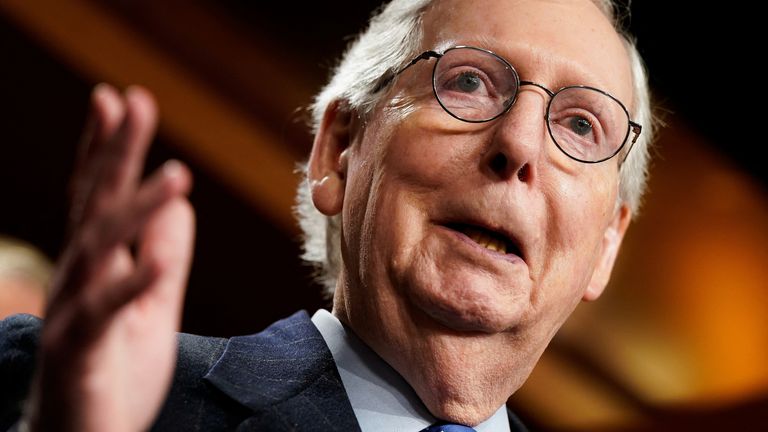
left=439, top=216, right=526, bottom=261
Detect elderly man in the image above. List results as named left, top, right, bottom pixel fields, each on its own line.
left=0, top=0, right=654, bottom=430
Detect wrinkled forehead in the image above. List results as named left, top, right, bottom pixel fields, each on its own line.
left=421, top=0, right=634, bottom=108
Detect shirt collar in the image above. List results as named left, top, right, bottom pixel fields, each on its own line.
left=312, top=309, right=510, bottom=432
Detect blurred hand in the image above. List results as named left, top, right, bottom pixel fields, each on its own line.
left=26, top=84, right=194, bottom=432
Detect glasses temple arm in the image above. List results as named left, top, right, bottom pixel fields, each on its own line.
left=371, top=51, right=441, bottom=93
left=620, top=121, right=643, bottom=166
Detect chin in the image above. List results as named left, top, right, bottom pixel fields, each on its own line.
left=430, top=400, right=496, bottom=427
left=411, top=356, right=513, bottom=426
left=392, top=228, right=533, bottom=334
left=385, top=304, right=531, bottom=427
left=406, top=269, right=528, bottom=334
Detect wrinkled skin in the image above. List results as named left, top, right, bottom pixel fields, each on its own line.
left=309, top=0, right=633, bottom=425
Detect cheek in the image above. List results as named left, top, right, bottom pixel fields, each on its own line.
left=344, top=115, right=478, bottom=267
left=546, top=160, right=617, bottom=243
left=380, top=115, right=475, bottom=191
left=340, top=117, right=458, bottom=286
left=534, top=168, right=618, bottom=307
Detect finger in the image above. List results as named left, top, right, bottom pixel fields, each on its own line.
left=137, top=176, right=196, bottom=326
left=84, top=256, right=161, bottom=328
left=45, top=243, right=132, bottom=310
left=90, top=160, right=192, bottom=255
left=74, top=84, right=125, bottom=181
left=111, top=86, right=159, bottom=194
left=85, top=86, right=158, bottom=219
left=44, top=254, right=160, bottom=348
left=69, top=84, right=125, bottom=229
left=75, top=163, right=194, bottom=329
left=53, top=160, right=191, bottom=306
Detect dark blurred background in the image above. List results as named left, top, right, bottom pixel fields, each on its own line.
left=0, top=1, right=766, bottom=430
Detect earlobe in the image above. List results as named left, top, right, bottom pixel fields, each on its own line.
left=583, top=204, right=632, bottom=301
left=307, top=100, right=354, bottom=216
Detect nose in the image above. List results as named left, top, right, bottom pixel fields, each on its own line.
left=482, top=88, right=549, bottom=183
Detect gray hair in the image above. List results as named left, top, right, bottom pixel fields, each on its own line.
left=295, top=0, right=657, bottom=296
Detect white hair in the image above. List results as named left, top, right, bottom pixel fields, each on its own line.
left=295, top=0, right=658, bottom=296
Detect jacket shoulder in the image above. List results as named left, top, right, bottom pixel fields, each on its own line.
left=151, top=332, right=252, bottom=431
left=0, top=314, right=42, bottom=431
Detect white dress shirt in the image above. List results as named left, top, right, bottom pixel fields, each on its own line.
left=312, top=309, right=511, bottom=432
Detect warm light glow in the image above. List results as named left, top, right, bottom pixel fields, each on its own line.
left=515, top=121, right=768, bottom=427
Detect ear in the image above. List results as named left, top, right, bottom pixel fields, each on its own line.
left=582, top=204, right=632, bottom=301
left=307, top=100, right=353, bottom=216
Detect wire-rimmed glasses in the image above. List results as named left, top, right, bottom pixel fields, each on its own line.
left=380, top=45, right=642, bottom=164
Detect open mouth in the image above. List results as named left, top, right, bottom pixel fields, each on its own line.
left=444, top=222, right=523, bottom=259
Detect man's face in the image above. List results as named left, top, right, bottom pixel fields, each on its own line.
left=312, top=0, right=634, bottom=424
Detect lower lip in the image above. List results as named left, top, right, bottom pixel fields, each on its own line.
left=437, top=225, right=524, bottom=264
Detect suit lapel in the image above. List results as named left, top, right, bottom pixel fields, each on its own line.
left=204, top=311, right=361, bottom=431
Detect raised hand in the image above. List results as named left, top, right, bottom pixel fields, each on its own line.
left=26, top=84, right=195, bottom=432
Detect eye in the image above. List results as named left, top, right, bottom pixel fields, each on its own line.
left=439, top=67, right=492, bottom=96
left=432, top=47, right=518, bottom=122
left=549, top=108, right=603, bottom=149
left=568, top=117, right=593, bottom=136
left=547, top=86, right=627, bottom=161
left=454, top=71, right=482, bottom=93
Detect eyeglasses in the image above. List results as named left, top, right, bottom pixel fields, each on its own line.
left=378, top=46, right=642, bottom=164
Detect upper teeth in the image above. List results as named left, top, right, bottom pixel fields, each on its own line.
left=464, top=227, right=508, bottom=254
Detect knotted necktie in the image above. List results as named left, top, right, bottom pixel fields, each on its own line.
left=420, top=421, right=477, bottom=432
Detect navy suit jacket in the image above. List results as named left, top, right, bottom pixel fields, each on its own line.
left=0, top=311, right=526, bottom=431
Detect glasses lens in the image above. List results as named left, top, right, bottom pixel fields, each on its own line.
left=433, top=47, right=518, bottom=122
left=547, top=87, right=630, bottom=163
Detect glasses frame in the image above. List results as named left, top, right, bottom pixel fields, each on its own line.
left=380, top=45, right=643, bottom=164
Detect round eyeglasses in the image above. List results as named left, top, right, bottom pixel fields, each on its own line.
left=377, top=46, right=642, bottom=164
